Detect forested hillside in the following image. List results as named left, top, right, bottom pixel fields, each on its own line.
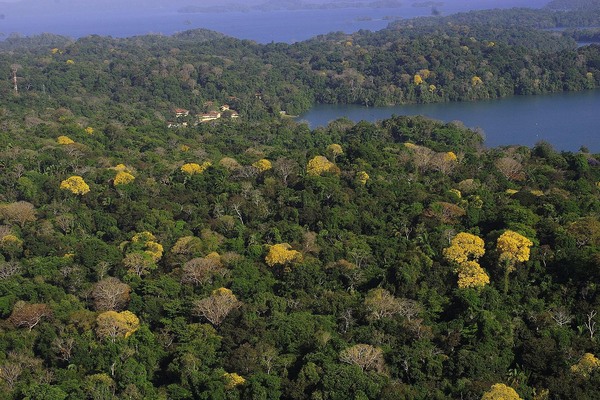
left=545, top=0, right=600, bottom=11
left=1, top=107, right=600, bottom=399
left=1, top=7, right=600, bottom=120
left=0, top=5, right=600, bottom=400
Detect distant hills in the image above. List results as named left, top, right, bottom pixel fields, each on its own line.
left=545, top=0, right=600, bottom=11
left=0, top=0, right=401, bottom=13
left=178, top=0, right=403, bottom=14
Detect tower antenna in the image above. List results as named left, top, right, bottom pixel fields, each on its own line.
left=10, top=64, right=20, bottom=95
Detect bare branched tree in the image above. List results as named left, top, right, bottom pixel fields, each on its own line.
left=585, top=310, right=597, bottom=339
left=551, top=308, right=572, bottom=327
left=193, top=289, right=241, bottom=326
left=339, top=344, right=386, bottom=373
left=91, top=277, right=131, bottom=311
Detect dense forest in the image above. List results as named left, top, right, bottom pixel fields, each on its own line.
left=1, top=7, right=600, bottom=119
left=0, top=4, right=600, bottom=400
left=545, top=0, right=600, bottom=11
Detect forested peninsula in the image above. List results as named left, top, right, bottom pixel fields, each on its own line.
left=2, top=7, right=600, bottom=118
left=0, top=5, right=600, bottom=400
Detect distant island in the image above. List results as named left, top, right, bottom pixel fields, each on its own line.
left=178, top=0, right=403, bottom=14
left=411, top=1, right=444, bottom=8
left=545, top=0, right=600, bottom=11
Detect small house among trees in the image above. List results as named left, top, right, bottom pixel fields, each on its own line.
left=173, top=108, right=189, bottom=118
left=197, top=111, right=221, bottom=122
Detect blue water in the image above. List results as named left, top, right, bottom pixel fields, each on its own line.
left=0, top=8, right=422, bottom=42
left=0, top=1, right=548, bottom=43
left=3, top=0, right=590, bottom=152
left=299, top=90, right=600, bottom=152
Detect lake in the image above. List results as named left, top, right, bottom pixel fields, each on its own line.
left=1, top=1, right=591, bottom=151
left=0, top=8, right=407, bottom=43
left=0, top=0, right=549, bottom=43
left=298, top=90, right=600, bottom=152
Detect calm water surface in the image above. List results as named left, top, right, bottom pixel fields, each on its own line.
left=0, top=1, right=548, bottom=43
left=299, top=90, right=600, bottom=152
left=1, top=1, right=590, bottom=151
left=0, top=8, right=428, bottom=43
left=1, top=9, right=409, bottom=43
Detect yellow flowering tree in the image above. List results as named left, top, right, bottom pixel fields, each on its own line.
left=497, top=230, right=533, bottom=292
left=455, top=260, right=490, bottom=289
left=306, top=156, right=339, bottom=176
left=444, top=232, right=489, bottom=289
left=444, top=151, right=458, bottom=162
left=265, top=243, right=302, bottom=268
left=427, top=151, right=459, bottom=174
left=252, top=159, right=272, bottom=172
left=113, top=164, right=129, bottom=172
left=448, top=189, right=462, bottom=200
left=128, top=231, right=163, bottom=262
left=443, top=232, right=485, bottom=265
left=114, top=171, right=135, bottom=186
left=223, top=372, right=246, bottom=390
left=95, top=310, right=140, bottom=342
left=57, top=135, right=75, bottom=145
left=481, top=383, right=522, bottom=400
left=144, top=241, right=164, bottom=261
left=85, top=126, right=94, bottom=135
left=499, top=230, right=532, bottom=258
left=571, top=353, right=600, bottom=378
left=0, top=234, right=23, bottom=259
left=181, top=161, right=211, bottom=175
left=357, top=171, right=369, bottom=185
left=132, top=231, right=155, bottom=243
left=60, top=176, right=90, bottom=195
left=327, top=143, right=343, bottom=161
left=414, top=74, right=423, bottom=85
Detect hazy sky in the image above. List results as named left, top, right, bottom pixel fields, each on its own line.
left=0, top=0, right=549, bottom=7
